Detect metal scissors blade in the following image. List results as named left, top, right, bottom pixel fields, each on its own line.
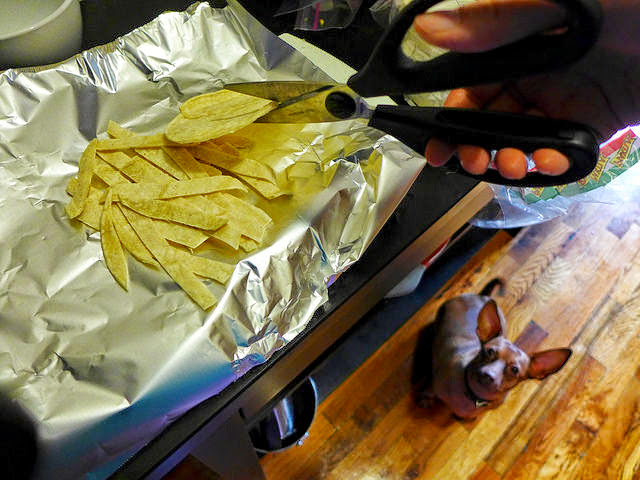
left=225, top=81, right=371, bottom=124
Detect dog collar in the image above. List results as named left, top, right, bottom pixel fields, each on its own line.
left=464, top=367, right=490, bottom=409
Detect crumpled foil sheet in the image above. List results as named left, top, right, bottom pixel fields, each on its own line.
left=0, top=2, right=425, bottom=478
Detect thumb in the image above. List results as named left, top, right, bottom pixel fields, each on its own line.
left=413, top=0, right=566, bottom=53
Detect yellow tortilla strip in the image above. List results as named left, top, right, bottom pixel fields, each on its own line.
left=107, top=122, right=188, bottom=180
left=100, top=190, right=129, bottom=290
left=66, top=177, right=79, bottom=196
left=166, top=103, right=276, bottom=144
left=237, top=175, right=284, bottom=199
left=207, top=140, right=239, bottom=158
left=120, top=196, right=227, bottom=231
left=112, top=176, right=247, bottom=201
left=97, top=150, right=132, bottom=170
left=239, top=236, right=259, bottom=253
left=96, top=134, right=182, bottom=150
left=121, top=207, right=217, bottom=310
left=209, top=193, right=271, bottom=242
left=191, top=145, right=274, bottom=182
left=135, top=147, right=187, bottom=180
left=179, top=89, right=276, bottom=119
left=153, top=220, right=209, bottom=249
left=199, top=162, right=222, bottom=177
left=211, top=225, right=241, bottom=250
left=112, top=204, right=157, bottom=266
left=186, top=255, right=235, bottom=283
left=76, top=187, right=103, bottom=230
left=98, top=151, right=174, bottom=183
left=95, top=160, right=130, bottom=186
left=214, top=133, right=253, bottom=150
left=65, top=140, right=97, bottom=218
left=163, top=147, right=209, bottom=179
left=215, top=134, right=253, bottom=149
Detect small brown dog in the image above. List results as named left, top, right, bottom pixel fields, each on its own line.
left=414, top=279, right=571, bottom=419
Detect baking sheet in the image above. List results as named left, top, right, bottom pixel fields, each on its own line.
left=0, top=2, right=426, bottom=478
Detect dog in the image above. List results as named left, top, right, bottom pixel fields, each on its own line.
left=413, top=279, right=571, bottom=419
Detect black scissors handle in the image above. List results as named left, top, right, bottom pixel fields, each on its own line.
left=348, top=0, right=603, bottom=96
left=346, top=0, right=604, bottom=187
left=368, top=105, right=599, bottom=187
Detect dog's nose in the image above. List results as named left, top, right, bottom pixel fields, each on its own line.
left=479, top=371, right=494, bottom=385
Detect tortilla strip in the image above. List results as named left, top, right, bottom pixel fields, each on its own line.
left=121, top=207, right=217, bottom=310
left=112, top=176, right=247, bottom=201
left=179, top=90, right=276, bottom=119
left=98, top=151, right=174, bottom=184
left=107, top=122, right=188, bottom=180
left=76, top=187, right=103, bottom=230
left=96, top=134, right=184, bottom=150
left=208, top=193, right=271, bottom=242
left=95, top=159, right=130, bottom=186
left=239, top=236, right=259, bottom=253
left=100, top=190, right=129, bottom=290
left=166, top=104, right=275, bottom=144
left=191, top=145, right=274, bottom=182
left=163, top=147, right=209, bottom=179
left=112, top=204, right=157, bottom=265
left=119, top=196, right=227, bottom=232
left=65, top=139, right=97, bottom=218
left=153, top=220, right=209, bottom=250
left=214, top=134, right=253, bottom=149
left=237, top=175, right=284, bottom=200
left=210, top=224, right=241, bottom=250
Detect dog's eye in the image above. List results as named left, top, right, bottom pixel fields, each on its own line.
left=510, top=365, right=519, bottom=375
left=486, top=348, right=496, bottom=358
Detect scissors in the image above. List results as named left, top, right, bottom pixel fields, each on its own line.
left=227, top=0, right=603, bottom=187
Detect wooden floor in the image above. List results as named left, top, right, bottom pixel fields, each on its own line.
left=259, top=191, right=640, bottom=479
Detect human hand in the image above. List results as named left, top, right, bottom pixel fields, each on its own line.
left=414, top=0, right=640, bottom=179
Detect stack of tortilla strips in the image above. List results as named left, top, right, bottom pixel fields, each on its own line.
left=65, top=89, right=286, bottom=310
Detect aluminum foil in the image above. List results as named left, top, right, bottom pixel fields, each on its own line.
left=0, top=2, right=425, bottom=478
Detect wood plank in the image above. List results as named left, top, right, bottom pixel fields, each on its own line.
left=501, top=355, right=606, bottom=480
left=416, top=423, right=469, bottom=480
left=577, top=304, right=640, bottom=434
left=536, top=420, right=595, bottom=480
left=260, top=413, right=336, bottom=480
left=500, top=221, right=575, bottom=315
left=429, top=229, right=515, bottom=304
left=291, top=418, right=365, bottom=480
left=605, top=417, right=640, bottom=480
left=514, top=320, right=548, bottom=354
left=508, top=209, right=613, bottom=344
left=399, top=402, right=460, bottom=478
left=574, top=377, right=640, bottom=480
left=470, top=462, right=501, bottom=480
left=326, top=395, right=415, bottom=480
left=497, top=223, right=576, bottom=340
left=540, top=221, right=640, bottom=348
left=361, top=435, right=417, bottom=480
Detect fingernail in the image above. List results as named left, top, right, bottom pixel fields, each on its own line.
left=415, top=12, right=459, bottom=34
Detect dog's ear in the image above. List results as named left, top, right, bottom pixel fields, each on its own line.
left=527, top=349, right=572, bottom=379
left=476, top=300, right=502, bottom=342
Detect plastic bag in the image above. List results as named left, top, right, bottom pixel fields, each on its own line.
left=471, top=127, right=640, bottom=228
left=277, top=0, right=363, bottom=30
